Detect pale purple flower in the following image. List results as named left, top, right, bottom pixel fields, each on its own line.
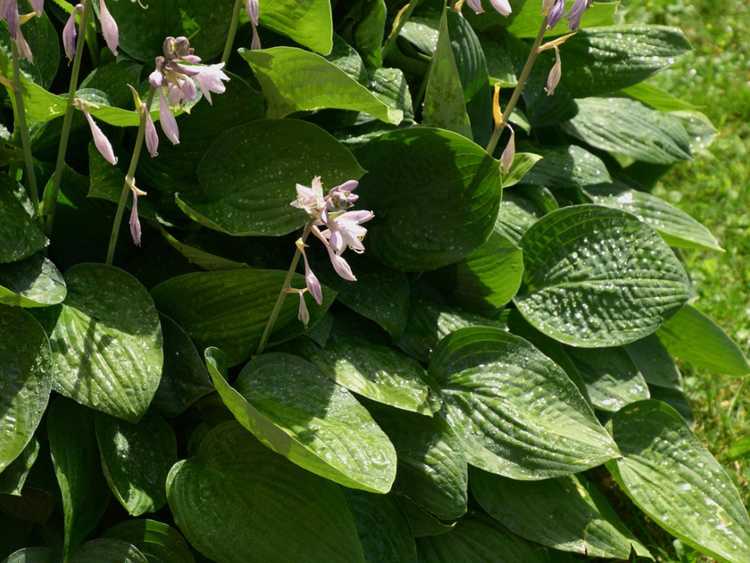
left=325, top=210, right=374, bottom=255
left=62, top=5, right=82, bottom=62
left=144, top=111, right=159, bottom=157
left=326, top=245, right=357, bottom=281
left=158, top=91, right=180, bottom=145
left=545, top=46, right=562, bottom=96
left=98, top=0, right=118, bottom=55
left=327, top=180, right=359, bottom=210
left=291, top=176, right=326, bottom=219
left=1, top=0, right=32, bottom=61
left=544, top=0, right=565, bottom=28
left=500, top=124, right=515, bottom=174
left=568, top=0, right=593, bottom=30
left=465, top=0, right=511, bottom=16
left=128, top=184, right=146, bottom=246
left=194, top=64, right=230, bottom=104
left=30, top=0, right=44, bottom=14
left=288, top=288, right=310, bottom=326
left=245, top=0, right=261, bottom=50
left=83, top=110, right=117, bottom=165
left=15, top=26, right=32, bottom=61
left=301, top=248, right=323, bottom=305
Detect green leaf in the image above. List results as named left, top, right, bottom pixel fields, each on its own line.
left=348, top=0, right=387, bottom=68
left=177, top=119, right=364, bottom=236
left=585, top=182, right=723, bottom=251
left=71, top=539, right=148, bottom=563
left=104, top=0, right=180, bottom=61
left=104, top=519, right=195, bottom=563
left=515, top=205, right=690, bottom=347
left=0, top=306, right=51, bottom=473
left=356, top=127, right=501, bottom=271
left=430, top=327, right=619, bottom=479
left=206, top=349, right=397, bottom=493
left=347, top=492, right=418, bottom=563
left=495, top=187, right=553, bottom=245
left=47, top=398, right=110, bottom=556
left=0, top=255, right=67, bottom=308
left=423, top=9, right=472, bottom=137
left=563, top=98, right=691, bottom=164
left=151, top=269, right=336, bottom=367
left=371, top=407, right=468, bottom=520
left=417, top=516, right=550, bottom=563
left=95, top=414, right=178, bottom=516
left=502, top=153, right=543, bottom=188
left=521, top=145, right=611, bottom=188
left=657, top=306, right=750, bottom=376
left=46, top=264, right=164, bottom=423
left=167, top=421, right=366, bottom=563
left=152, top=315, right=213, bottom=418
left=625, top=334, right=682, bottom=389
left=159, top=230, right=248, bottom=272
left=608, top=400, right=750, bottom=563
left=2, top=547, right=56, bottom=563
left=261, top=0, right=334, bottom=55
left=449, top=231, right=524, bottom=314
left=472, top=469, right=651, bottom=559
left=294, top=333, right=435, bottom=415
left=0, top=181, right=47, bottom=264
left=623, top=82, right=699, bottom=112
left=241, top=47, right=402, bottom=124
left=0, top=439, right=39, bottom=496
left=566, top=347, right=650, bottom=412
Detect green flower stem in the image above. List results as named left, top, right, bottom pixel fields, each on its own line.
left=485, top=16, right=549, bottom=156
left=222, top=0, right=244, bottom=64
left=41, top=0, right=91, bottom=235
left=105, top=90, right=155, bottom=266
left=256, top=224, right=313, bottom=355
left=10, top=40, right=39, bottom=218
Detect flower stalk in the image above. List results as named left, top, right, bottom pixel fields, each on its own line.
left=105, top=89, right=155, bottom=266
left=222, top=0, right=243, bottom=64
left=10, top=40, right=39, bottom=217
left=42, top=0, right=91, bottom=235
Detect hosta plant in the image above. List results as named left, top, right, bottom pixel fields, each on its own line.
left=0, top=0, right=748, bottom=562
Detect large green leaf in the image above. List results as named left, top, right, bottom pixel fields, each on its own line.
left=371, top=407, right=468, bottom=520
left=608, top=400, right=750, bottom=563
left=151, top=269, right=336, bottom=367
left=417, top=516, right=549, bottom=563
left=0, top=255, right=66, bottom=308
left=71, top=539, right=148, bottom=563
left=261, top=0, right=334, bottom=55
left=515, top=205, right=690, bottom=347
left=167, top=420, right=366, bottom=563
left=0, top=439, right=39, bottom=496
left=472, top=469, right=651, bottom=559
left=347, top=491, right=418, bottom=563
left=95, top=414, right=178, bottom=516
left=103, top=0, right=180, bottom=61
left=46, top=264, right=164, bottom=423
left=566, top=347, right=650, bottom=412
left=423, top=9, right=472, bottom=137
left=241, top=47, right=402, bottom=124
left=585, top=182, right=722, bottom=251
left=657, top=306, right=750, bottom=376
left=206, top=349, right=397, bottom=493
left=521, top=145, right=611, bottom=188
left=177, top=119, right=364, bottom=236
left=625, top=334, right=682, bottom=389
left=152, top=315, right=213, bottom=418
left=0, top=181, right=47, bottom=264
left=0, top=306, right=51, bottom=472
left=564, top=98, right=691, bottom=164
left=356, top=128, right=501, bottom=271
left=295, top=334, right=434, bottom=415
left=47, top=398, right=110, bottom=557
left=430, top=327, right=618, bottom=479
left=104, top=519, right=195, bottom=563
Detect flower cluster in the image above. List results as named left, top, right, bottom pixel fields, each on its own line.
left=63, top=0, right=119, bottom=62
left=544, top=0, right=593, bottom=30
left=1, top=0, right=45, bottom=60
left=466, top=0, right=511, bottom=16
left=289, top=177, right=374, bottom=324
left=148, top=36, right=230, bottom=150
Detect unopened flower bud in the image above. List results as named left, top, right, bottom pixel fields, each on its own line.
left=545, top=46, right=562, bottom=96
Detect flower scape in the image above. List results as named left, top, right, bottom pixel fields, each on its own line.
left=0, top=1, right=748, bottom=562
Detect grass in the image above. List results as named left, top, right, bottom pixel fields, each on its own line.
left=618, top=0, right=750, bottom=558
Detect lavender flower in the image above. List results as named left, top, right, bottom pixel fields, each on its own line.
left=465, top=0, right=512, bottom=16
left=144, top=111, right=159, bottom=157
left=288, top=288, right=310, bottom=326
left=288, top=177, right=373, bottom=323
left=1, top=0, right=33, bottom=60
left=545, top=46, right=562, bottom=96
left=62, top=1, right=118, bottom=62
left=245, top=0, right=261, bottom=50
left=148, top=36, right=230, bottom=147
left=543, top=0, right=565, bottom=28
left=30, top=0, right=43, bottom=14
left=500, top=125, right=516, bottom=174
left=128, top=182, right=147, bottom=246
left=568, top=0, right=593, bottom=30
left=77, top=103, right=118, bottom=165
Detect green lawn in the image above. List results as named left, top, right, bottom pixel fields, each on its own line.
left=622, top=0, right=750, bottom=529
